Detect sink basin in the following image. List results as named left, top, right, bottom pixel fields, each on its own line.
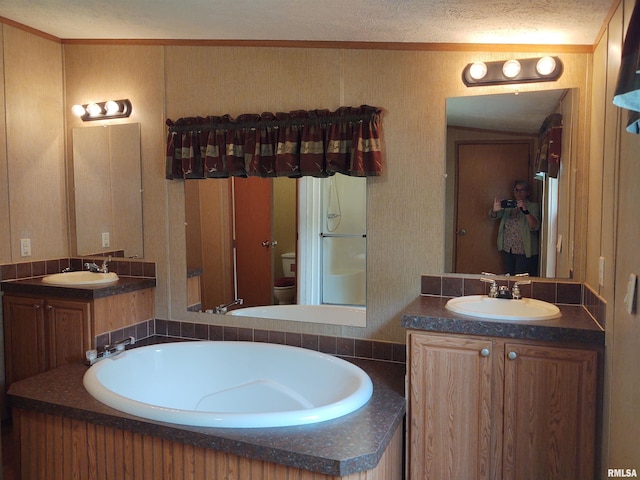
left=445, top=295, right=561, bottom=321
left=41, top=271, right=119, bottom=286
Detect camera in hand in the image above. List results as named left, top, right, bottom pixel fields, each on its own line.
left=501, top=199, right=517, bottom=208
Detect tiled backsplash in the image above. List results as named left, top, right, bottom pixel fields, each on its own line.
left=100, top=319, right=407, bottom=365
left=421, top=274, right=606, bottom=328
left=0, top=256, right=156, bottom=281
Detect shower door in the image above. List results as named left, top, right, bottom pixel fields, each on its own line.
left=320, top=174, right=366, bottom=306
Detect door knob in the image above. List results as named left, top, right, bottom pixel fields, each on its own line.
left=261, top=240, right=278, bottom=248
left=458, top=229, right=467, bottom=236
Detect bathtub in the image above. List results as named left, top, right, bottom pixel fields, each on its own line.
left=83, top=341, right=373, bottom=428
left=227, top=304, right=366, bottom=327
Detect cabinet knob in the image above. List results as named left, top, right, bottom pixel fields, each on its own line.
left=46, top=305, right=54, bottom=310
left=508, top=351, right=517, bottom=360
left=33, top=304, right=40, bottom=309
left=480, top=348, right=490, bottom=357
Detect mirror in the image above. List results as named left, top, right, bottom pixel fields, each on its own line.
left=185, top=174, right=366, bottom=314
left=445, top=89, right=576, bottom=278
left=72, top=123, right=144, bottom=258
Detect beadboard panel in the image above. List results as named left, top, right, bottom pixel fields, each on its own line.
left=14, top=408, right=403, bottom=479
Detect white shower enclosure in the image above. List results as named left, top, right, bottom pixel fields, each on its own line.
left=298, top=174, right=366, bottom=306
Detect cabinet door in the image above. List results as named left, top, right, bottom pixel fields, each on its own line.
left=503, top=343, right=597, bottom=480
left=408, top=333, right=495, bottom=480
left=45, top=298, right=92, bottom=370
left=3, top=295, right=47, bottom=386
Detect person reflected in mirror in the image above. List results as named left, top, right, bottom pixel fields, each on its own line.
left=489, top=180, right=540, bottom=276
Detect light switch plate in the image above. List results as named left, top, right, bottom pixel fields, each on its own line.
left=102, top=232, right=110, bottom=248
left=599, top=256, right=605, bottom=287
left=624, top=273, right=637, bottom=315
left=20, top=238, right=31, bottom=257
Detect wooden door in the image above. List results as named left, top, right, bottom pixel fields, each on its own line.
left=3, top=295, right=46, bottom=386
left=45, top=298, right=92, bottom=370
left=408, top=333, right=495, bottom=480
left=234, top=177, right=273, bottom=307
left=455, top=142, right=531, bottom=274
left=502, top=343, right=597, bottom=480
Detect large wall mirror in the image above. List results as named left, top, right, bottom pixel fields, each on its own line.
left=72, top=123, right=144, bottom=258
left=185, top=173, right=367, bottom=320
left=445, top=88, right=577, bottom=279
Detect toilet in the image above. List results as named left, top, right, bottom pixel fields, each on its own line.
left=273, top=252, right=296, bottom=305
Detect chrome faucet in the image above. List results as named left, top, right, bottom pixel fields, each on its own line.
left=480, top=276, right=499, bottom=298
left=100, top=255, right=112, bottom=273
left=85, top=336, right=135, bottom=366
left=215, top=298, right=244, bottom=314
left=84, top=255, right=112, bottom=273
left=511, top=279, right=532, bottom=299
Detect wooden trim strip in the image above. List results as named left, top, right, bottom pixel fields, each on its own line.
left=0, top=16, right=61, bottom=43
left=60, top=37, right=595, bottom=53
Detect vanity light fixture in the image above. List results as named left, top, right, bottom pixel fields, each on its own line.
left=71, top=99, right=132, bottom=122
left=462, top=56, right=563, bottom=87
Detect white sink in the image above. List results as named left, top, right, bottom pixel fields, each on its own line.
left=445, top=295, right=561, bottom=321
left=42, top=271, right=119, bottom=286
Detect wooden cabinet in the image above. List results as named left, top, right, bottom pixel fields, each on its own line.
left=407, top=331, right=598, bottom=480
left=3, top=295, right=92, bottom=387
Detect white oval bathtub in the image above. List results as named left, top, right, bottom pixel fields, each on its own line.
left=83, top=341, right=373, bottom=428
left=227, top=304, right=366, bottom=327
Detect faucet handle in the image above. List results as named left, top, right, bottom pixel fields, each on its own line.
left=511, top=280, right=531, bottom=299
left=480, top=277, right=499, bottom=298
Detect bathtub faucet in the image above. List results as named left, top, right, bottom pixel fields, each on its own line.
left=215, top=298, right=244, bottom=314
left=85, top=336, right=136, bottom=366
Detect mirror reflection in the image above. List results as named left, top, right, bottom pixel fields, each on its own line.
left=185, top=173, right=366, bottom=314
left=72, top=123, right=144, bottom=258
left=445, top=89, right=576, bottom=278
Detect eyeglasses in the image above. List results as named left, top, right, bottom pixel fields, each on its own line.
left=513, top=188, right=528, bottom=193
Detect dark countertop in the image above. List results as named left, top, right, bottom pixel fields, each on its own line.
left=8, top=354, right=406, bottom=477
left=401, top=295, right=604, bottom=346
left=1, top=275, right=156, bottom=300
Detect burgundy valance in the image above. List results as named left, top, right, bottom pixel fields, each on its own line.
left=165, top=105, right=383, bottom=179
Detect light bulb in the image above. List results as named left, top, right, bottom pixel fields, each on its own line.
left=105, top=100, right=120, bottom=115
left=71, top=104, right=86, bottom=117
left=86, top=103, right=102, bottom=117
left=502, top=59, right=521, bottom=79
left=469, top=62, right=487, bottom=80
left=536, top=56, right=557, bottom=76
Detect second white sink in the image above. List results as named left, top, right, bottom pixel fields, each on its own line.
left=445, top=295, right=561, bottom=321
left=42, top=271, right=119, bottom=286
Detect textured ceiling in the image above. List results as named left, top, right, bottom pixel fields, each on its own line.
left=0, top=0, right=613, bottom=45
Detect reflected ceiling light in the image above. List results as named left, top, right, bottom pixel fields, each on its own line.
left=71, top=99, right=132, bottom=122
left=502, top=59, right=521, bottom=78
left=462, top=56, right=563, bottom=87
left=536, top=56, right=557, bottom=76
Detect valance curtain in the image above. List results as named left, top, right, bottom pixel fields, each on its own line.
left=535, top=113, right=562, bottom=178
left=612, top=0, right=640, bottom=134
left=165, top=105, right=383, bottom=179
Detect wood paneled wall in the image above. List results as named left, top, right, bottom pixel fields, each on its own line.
left=14, top=408, right=403, bottom=480
left=1, top=26, right=66, bottom=262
